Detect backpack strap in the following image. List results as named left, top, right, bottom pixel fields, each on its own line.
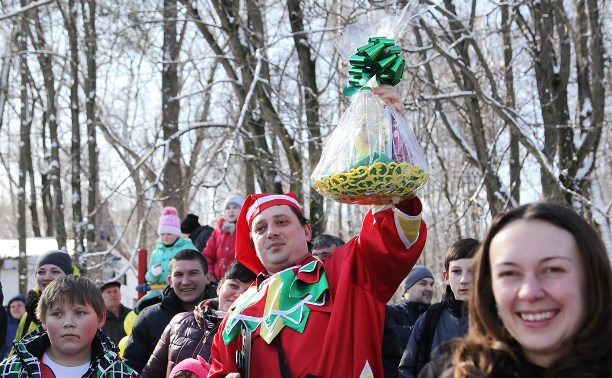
left=413, top=302, right=445, bottom=376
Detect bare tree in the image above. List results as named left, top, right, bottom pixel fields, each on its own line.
left=161, top=0, right=184, bottom=210
left=58, top=0, right=85, bottom=262
left=27, top=4, right=67, bottom=248
left=286, top=0, right=325, bottom=234
left=17, top=10, right=30, bottom=293
left=80, top=0, right=99, bottom=252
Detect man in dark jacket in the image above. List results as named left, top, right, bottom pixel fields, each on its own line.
left=181, top=213, right=214, bottom=252
left=123, top=249, right=212, bottom=373
left=386, top=265, right=434, bottom=349
left=141, top=260, right=256, bottom=377
left=99, top=281, right=132, bottom=345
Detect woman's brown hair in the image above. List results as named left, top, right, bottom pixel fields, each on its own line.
left=451, top=202, right=612, bottom=377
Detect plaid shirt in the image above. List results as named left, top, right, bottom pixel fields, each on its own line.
left=0, top=328, right=138, bottom=377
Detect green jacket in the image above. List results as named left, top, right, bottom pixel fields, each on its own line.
left=145, top=237, right=198, bottom=284
left=0, top=327, right=138, bottom=377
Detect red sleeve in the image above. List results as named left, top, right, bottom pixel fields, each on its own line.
left=349, top=196, right=427, bottom=302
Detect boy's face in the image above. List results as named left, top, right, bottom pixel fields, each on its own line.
left=443, top=258, right=473, bottom=301
left=42, top=301, right=104, bottom=365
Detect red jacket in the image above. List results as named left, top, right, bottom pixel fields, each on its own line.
left=208, top=197, right=427, bottom=378
left=202, top=217, right=237, bottom=280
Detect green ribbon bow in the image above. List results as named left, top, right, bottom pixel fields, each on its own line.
left=343, top=36, right=405, bottom=96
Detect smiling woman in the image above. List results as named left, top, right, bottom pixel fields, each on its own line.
left=418, top=202, right=612, bottom=378
left=11, top=251, right=78, bottom=352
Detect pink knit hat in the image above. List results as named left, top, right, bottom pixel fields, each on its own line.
left=169, top=356, right=210, bottom=377
left=158, top=206, right=181, bottom=236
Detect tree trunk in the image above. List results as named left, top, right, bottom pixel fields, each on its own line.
left=81, top=0, right=99, bottom=253
left=29, top=7, right=67, bottom=248
left=61, top=0, right=85, bottom=261
left=161, top=0, right=183, bottom=209
left=501, top=1, right=520, bottom=205
left=17, top=13, right=30, bottom=294
left=286, top=0, right=325, bottom=234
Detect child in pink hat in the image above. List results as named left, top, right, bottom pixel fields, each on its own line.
left=169, top=356, right=210, bottom=378
left=145, top=206, right=198, bottom=285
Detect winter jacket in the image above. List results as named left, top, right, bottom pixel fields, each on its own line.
left=382, top=312, right=402, bottom=378
left=386, top=300, right=429, bottom=349
left=141, top=299, right=223, bottom=378
left=13, top=288, right=43, bottom=349
left=190, top=225, right=214, bottom=252
left=123, top=285, right=211, bottom=374
left=416, top=345, right=612, bottom=378
left=202, top=217, right=237, bottom=280
left=101, top=304, right=132, bottom=345
left=0, top=327, right=137, bottom=377
left=399, top=288, right=469, bottom=378
left=1, top=294, right=26, bottom=360
left=145, top=237, right=198, bottom=285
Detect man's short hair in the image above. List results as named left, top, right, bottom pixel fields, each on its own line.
left=170, top=249, right=209, bottom=274
left=36, top=275, right=105, bottom=322
left=444, top=238, right=480, bottom=272
left=221, top=260, right=256, bottom=284
left=312, top=234, right=345, bottom=250
left=289, top=206, right=309, bottom=226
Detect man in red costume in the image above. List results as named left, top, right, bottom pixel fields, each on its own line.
left=208, top=189, right=427, bottom=378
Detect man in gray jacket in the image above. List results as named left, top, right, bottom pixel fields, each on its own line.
left=399, top=238, right=480, bottom=378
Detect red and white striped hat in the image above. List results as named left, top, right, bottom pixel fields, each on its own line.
left=236, top=192, right=303, bottom=274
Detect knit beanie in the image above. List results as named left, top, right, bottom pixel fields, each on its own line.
left=181, top=213, right=201, bottom=234
left=402, top=265, right=434, bottom=293
left=35, top=250, right=73, bottom=275
left=169, top=356, right=210, bottom=378
left=224, top=194, right=245, bottom=209
left=158, top=206, right=182, bottom=236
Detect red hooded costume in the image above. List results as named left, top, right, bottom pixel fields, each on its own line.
left=208, top=193, right=426, bottom=378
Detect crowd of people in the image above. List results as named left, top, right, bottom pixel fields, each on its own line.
left=0, top=88, right=610, bottom=377
left=1, top=196, right=609, bottom=378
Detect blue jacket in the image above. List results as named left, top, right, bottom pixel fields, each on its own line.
left=398, top=288, right=469, bottom=378
left=1, top=294, right=26, bottom=360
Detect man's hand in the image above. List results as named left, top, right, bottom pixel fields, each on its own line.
left=373, top=84, right=405, bottom=115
